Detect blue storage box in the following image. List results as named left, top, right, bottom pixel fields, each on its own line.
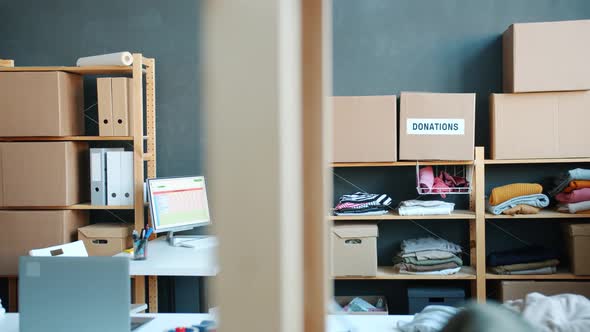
left=408, top=287, right=465, bottom=314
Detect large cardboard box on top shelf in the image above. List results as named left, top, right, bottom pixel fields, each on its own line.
left=0, top=71, right=84, bottom=136
left=503, top=19, right=590, bottom=93
left=494, top=281, right=590, bottom=302
left=490, top=91, right=590, bottom=159
left=332, top=95, right=397, bottom=162
left=332, top=222, right=378, bottom=277
left=0, top=210, right=88, bottom=275
left=78, top=223, right=133, bottom=256
left=0, top=142, right=88, bottom=206
left=399, top=92, right=475, bottom=161
left=564, top=224, right=590, bottom=275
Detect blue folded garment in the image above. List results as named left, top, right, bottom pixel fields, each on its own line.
left=487, top=246, right=559, bottom=267
left=486, top=194, right=549, bottom=215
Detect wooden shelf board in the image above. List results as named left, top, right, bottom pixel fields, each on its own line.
left=485, top=210, right=590, bottom=219
left=0, top=203, right=134, bottom=210
left=335, top=266, right=476, bottom=280
left=486, top=270, right=590, bottom=280
left=330, top=209, right=475, bottom=221
left=332, top=160, right=474, bottom=167
left=0, top=65, right=133, bottom=75
left=485, top=158, right=590, bottom=165
left=0, top=136, right=133, bottom=142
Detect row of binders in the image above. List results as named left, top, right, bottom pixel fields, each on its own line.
left=90, top=148, right=134, bottom=206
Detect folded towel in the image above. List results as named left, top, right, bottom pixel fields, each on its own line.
left=398, top=205, right=455, bottom=216
left=396, top=266, right=461, bottom=275
left=487, top=247, right=559, bottom=267
left=333, top=210, right=388, bottom=216
left=395, top=262, right=460, bottom=272
left=398, top=305, right=460, bottom=332
left=489, top=183, right=543, bottom=206
left=394, top=254, right=463, bottom=267
left=549, top=168, right=590, bottom=196
left=496, top=266, right=557, bottom=275
left=487, top=194, right=550, bottom=215
left=556, top=188, right=590, bottom=203
left=401, top=237, right=462, bottom=254
left=400, top=200, right=454, bottom=207
left=490, top=259, right=560, bottom=273
left=557, top=200, right=590, bottom=214
left=402, top=250, right=456, bottom=261
left=563, top=180, right=590, bottom=193
left=502, top=204, right=541, bottom=215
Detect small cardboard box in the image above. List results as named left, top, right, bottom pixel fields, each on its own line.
left=503, top=20, right=590, bottom=93
left=0, top=210, right=88, bottom=275
left=332, top=95, right=397, bottom=162
left=494, top=281, right=590, bottom=302
left=0, top=71, right=84, bottom=136
left=564, top=224, right=590, bottom=275
left=0, top=142, right=88, bottom=206
left=399, top=92, right=475, bottom=160
left=334, top=296, right=388, bottom=315
left=78, top=223, right=133, bottom=256
left=332, top=222, right=378, bottom=277
left=490, top=91, right=590, bottom=159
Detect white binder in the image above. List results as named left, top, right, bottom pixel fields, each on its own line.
left=120, top=151, right=134, bottom=205
left=106, top=151, right=122, bottom=205
left=90, top=148, right=123, bottom=205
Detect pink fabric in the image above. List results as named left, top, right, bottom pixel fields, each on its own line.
left=432, top=177, right=450, bottom=198
left=419, top=166, right=434, bottom=191
left=556, top=188, right=590, bottom=203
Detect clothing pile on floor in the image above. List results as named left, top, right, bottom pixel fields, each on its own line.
left=549, top=168, right=590, bottom=214
left=393, top=237, right=463, bottom=275
left=332, top=192, right=392, bottom=216
left=398, top=200, right=455, bottom=216
left=486, top=183, right=550, bottom=215
left=487, top=246, right=559, bottom=275
left=418, top=166, right=470, bottom=198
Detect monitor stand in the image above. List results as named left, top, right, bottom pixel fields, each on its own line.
left=166, top=230, right=210, bottom=248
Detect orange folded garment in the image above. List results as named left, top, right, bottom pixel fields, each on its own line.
left=489, top=183, right=543, bottom=206
left=564, top=180, right=590, bottom=193
left=502, top=205, right=541, bottom=216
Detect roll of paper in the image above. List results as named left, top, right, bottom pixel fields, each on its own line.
left=76, top=52, right=133, bottom=67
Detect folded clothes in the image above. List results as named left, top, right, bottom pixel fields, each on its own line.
left=563, top=180, right=590, bottom=193
left=337, top=192, right=393, bottom=205
left=489, top=183, right=543, bottom=206
left=396, top=266, right=462, bottom=275
left=394, top=254, right=463, bottom=267
left=557, top=200, right=590, bottom=214
left=402, top=250, right=456, bottom=261
left=395, top=262, right=460, bottom=272
left=487, top=194, right=550, bottom=215
left=401, top=237, right=463, bottom=254
left=497, top=266, right=557, bottom=275
left=334, top=206, right=388, bottom=214
left=549, top=168, right=590, bottom=196
left=490, top=259, right=560, bottom=274
left=555, top=188, right=590, bottom=203
left=487, top=246, right=559, bottom=267
left=398, top=205, right=455, bottom=216
left=333, top=192, right=392, bottom=216
left=502, top=204, right=540, bottom=215
left=333, top=210, right=388, bottom=216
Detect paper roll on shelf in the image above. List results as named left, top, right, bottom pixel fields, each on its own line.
left=76, top=52, right=133, bottom=67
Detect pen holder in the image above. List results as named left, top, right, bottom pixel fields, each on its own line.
left=133, top=239, right=148, bottom=260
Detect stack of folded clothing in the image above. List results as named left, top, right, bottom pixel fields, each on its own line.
left=550, top=168, right=590, bottom=214
left=418, top=166, right=470, bottom=198
left=333, top=192, right=392, bottom=216
left=398, top=200, right=455, bottom=216
left=486, top=183, right=550, bottom=215
left=393, top=237, right=463, bottom=275
left=488, top=246, right=559, bottom=275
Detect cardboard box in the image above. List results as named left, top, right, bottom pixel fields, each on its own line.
left=564, top=224, right=590, bottom=275
left=0, top=210, right=88, bottom=275
left=332, top=222, right=378, bottom=277
left=399, top=92, right=475, bottom=160
left=490, top=91, right=590, bottom=159
left=332, top=96, right=397, bottom=162
left=0, top=71, right=84, bottom=136
left=78, top=223, right=133, bottom=256
left=334, top=296, right=388, bottom=315
left=0, top=142, right=88, bottom=206
left=503, top=20, right=590, bottom=93
left=97, top=78, right=114, bottom=136
left=495, top=281, right=590, bottom=302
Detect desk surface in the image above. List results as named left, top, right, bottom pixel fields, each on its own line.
left=115, top=237, right=218, bottom=276
left=1, top=313, right=414, bottom=332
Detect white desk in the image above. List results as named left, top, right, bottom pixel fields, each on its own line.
left=0, top=313, right=414, bottom=332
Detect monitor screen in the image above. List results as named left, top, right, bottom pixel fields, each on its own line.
left=147, top=176, right=210, bottom=233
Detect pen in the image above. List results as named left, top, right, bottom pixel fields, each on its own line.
left=140, top=229, right=145, bottom=240
left=145, top=227, right=153, bottom=239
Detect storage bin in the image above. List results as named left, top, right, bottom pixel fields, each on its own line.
left=408, top=287, right=465, bottom=314
left=331, top=222, right=378, bottom=277
left=334, top=296, right=388, bottom=315
left=78, top=223, right=133, bottom=256
left=564, top=224, right=590, bottom=275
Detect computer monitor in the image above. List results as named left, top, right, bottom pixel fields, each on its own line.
left=147, top=176, right=211, bottom=247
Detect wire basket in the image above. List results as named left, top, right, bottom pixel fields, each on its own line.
left=416, top=163, right=472, bottom=196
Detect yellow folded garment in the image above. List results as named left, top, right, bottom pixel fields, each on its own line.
left=502, top=204, right=541, bottom=216
left=489, top=183, right=543, bottom=206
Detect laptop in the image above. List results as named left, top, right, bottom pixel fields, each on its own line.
left=19, top=256, right=152, bottom=332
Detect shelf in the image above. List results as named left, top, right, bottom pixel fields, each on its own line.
left=332, top=160, right=474, bottom=168
left=485, top=210, right=590, bottom=219
left=0, top=136, right=133, bottom=142
left=335, top=266, right=476, bottom=280
left=330, top=209, right=476, bottom=221
left=0, top=203, right=134, bottom=210
left=0, top=65, right=133, bottom=75
left=485, top=158, right=590, bottom=165
left=486, top=269, right=590, bottom=280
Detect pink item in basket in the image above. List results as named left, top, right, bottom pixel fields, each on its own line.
left=419, top=166, right=435, bottom=193
left=432, top=176, right=451, bottom=198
